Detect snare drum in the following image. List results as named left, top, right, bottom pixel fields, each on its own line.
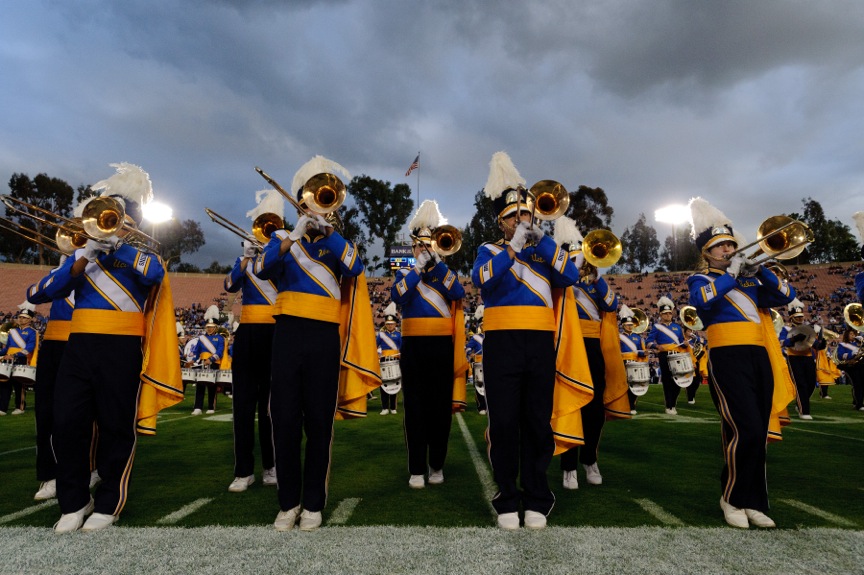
left=667, top=351, right=695, bottom=387
left=181, top=368, right=197, bottom=385
left=381, top=379, right=402, bottom=395
left=0, top=362, right=12, bottom=382
left=625, top=361, right=650, bottom=395
left=196, top=369, right=217, bottom=384
left=11, top=365, right=37, bottom=385
left=216, top=370, right=233, bottom=384
left=380, top=356, right=401, bottom=382
left=472, top=362, right=485, bottom=396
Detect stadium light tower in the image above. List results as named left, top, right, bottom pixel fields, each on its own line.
left=654, top=204, right=690, bottom=271
left=142, top=201, right=173, bottom=240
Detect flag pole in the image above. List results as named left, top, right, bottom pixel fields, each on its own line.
left=415, top=151, right=420, bottom=206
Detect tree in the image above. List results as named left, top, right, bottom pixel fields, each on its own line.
left=786, top=198, right=859, bottom=264
left=619, top=213, right=660, bottom=273
left=174, top=262, right=202, bottom=273
left=658, top=225, right=701, bottom=271
left=564, top=185, right=614, bottom=232
left=1, top=173, right=76, bottom=265
left=349, top=175, right=413, bottom=255
left=203, top=261, right=232, bottom=274
left=156, top=219, right=206, bottom=271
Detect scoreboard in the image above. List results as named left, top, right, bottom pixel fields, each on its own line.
left=389, top=246, right=415, bottom=271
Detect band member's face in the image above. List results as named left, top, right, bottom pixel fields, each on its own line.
left=412, top=242, right=432, bottom=259
left=706, top=241, right=736, bottom=267
left=17, top=314, right=31, bottom=326
left=499, top=209, right=532, bottom=240
left=206, top=325, right=216, bottom=335
left=660, top=311, right=673, bottom=323
left=791, top=314, right=805, bottom=325
left=623, top=323, right=633, bottom=334
left=385, top=322, right=396, bottom=332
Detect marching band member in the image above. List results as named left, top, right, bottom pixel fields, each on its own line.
left=376, top=303, right=401, bottom=415
left=27, top=260, right=75, bottom=500
left=685, top=327, right=708, bottom=405
left=646, top=296, right=687, bottom=415
left=0, top=302, right=38, bottom=415
left=554, top=217, right=629, bottom=489
left=254, top=155, right=369, bottom=532
left=686, top=197, right=796, bottom=529
left=854, top=212, right=864, bottom=303
left=471, top=152, right=579, bottom=530
left=188, top=308, right=226, bottom=415
left=836, top=328, right=864, bottom=411
left=780, top=299, right=824, bottom=420
left=465, top=323, right=487, bottom=415
left=38, top=163, right=182, bottom=532
left=223, top=189, right=282, bottom=492
left=619, top=305, right=647, bottom=415
left=391, top=200, right=466, bottom=489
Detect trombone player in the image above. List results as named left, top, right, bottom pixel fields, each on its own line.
left=686, top=197, right=796, bottom=529
left=780, top=299, right=825, bottom=420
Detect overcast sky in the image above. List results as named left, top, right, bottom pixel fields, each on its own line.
left=2, top=0, right=863, bottom=266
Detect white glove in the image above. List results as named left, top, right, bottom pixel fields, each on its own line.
left=525, top=226, right=544, bottom=244
left=242, top=241, right=259, bottom=259
left=288, top=215, right=316, bottom=241
left=315, top=214, right=333, bottom=233
left=739, top=258, right=760, bottom=277
left=82, top=239, right=111, bottom=262
left=726, top=254, right=747, bottom=278
left=431, top=250, right=442, bottom=264
left=509, top=222, right=530, bottom=253
left=414, top=249, right=432, bottom=273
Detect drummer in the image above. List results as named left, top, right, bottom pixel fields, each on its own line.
left=0, top=303, right=39, bottom=415
left=780, top=299, right=824, bottom=420
left=619, top=305, right=647, bottom=415
left=187, top=309, right=226, bottom=415
left=376, top=306, right=402, bottom=415
left=465, top=323, right=486, bottom=415
left=646, top=296, right=688, bottom=415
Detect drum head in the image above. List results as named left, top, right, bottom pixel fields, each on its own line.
left=629, top=382, right=649, bottom=396
left=381, top=380, right=402, bottom=395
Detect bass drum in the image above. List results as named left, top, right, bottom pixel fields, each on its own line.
left=625, top=361, right=650, bottom=396
left=667, top=351, right=695, bottom=387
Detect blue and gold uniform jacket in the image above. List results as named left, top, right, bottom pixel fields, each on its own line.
left=856, top=271, right=864, bottom=303
left=225, top=256, right=278, bottom=325
left=837, top=341, right=860, bottom=362
left=779, top=324, right=824, bottom=358
left=466, top=332, right=484, bottom=359
left=376, top=329, right=402, bottom=357
left=686, top=266, right=794, bottom=348
left=28, top=266, right=75, bottom=342
left=255, top=229, right=363, bottom=324
left=619, top=332, right=646, bottom=362
left=192, top=333, right=226, bottom=364
left=471, top=236, right=578, bottom=331
left=572, top=277, right=619, bottom=338
left=391, top=261, right=465, bottom=336
left=645, top=321, right=685, bottom=352
left=0, top=325, right=38, bottom=364
left=34, top=243, right=164, bottom=337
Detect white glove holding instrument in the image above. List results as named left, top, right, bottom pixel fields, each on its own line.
left=82, top=238, right=112, bottom=262
left=288, top=215, right=317, bottom=241
left=739, top=258, right=760, bottom=278
left=414, top=250, right=432, bottom=273
left=726, top=254, right=747, bottom=279
left=509, top=222, right=531, bottom=253
left=524, top=226, right=544, bottom=244
left=314, top=214, right=333, bottom=234
left=242, top=240, right=259, bottom=259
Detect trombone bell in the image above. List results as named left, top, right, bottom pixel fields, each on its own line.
left=431, top=225, right=462, bottom=257
left=252, top=213, right=285, bottom=245
left=529, top=180, right=570, bottom=221
left=631, top=308, right=649, bottom=334
left=845, top=303, right=864, bottom=333
left=755, top=215, right=814, bottom=261
left=81, top=197, right=125, bottom=238
left=55, top=218, right=88, bottom=254
left=680, top=305, right=704, bottom=331
left=582, top=229, right=622, bottom=269
left=301, top=173, right=346, bottom=215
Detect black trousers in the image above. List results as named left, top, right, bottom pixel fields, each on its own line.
left=270, top=315, right=340, bottom=513
left=54, top=334, right=142, bottom=516
left=401, top=335, right=454, bottom=475
left=686, top=373, right=701, bottom=402
left=484, top=330, right=556, bottom=516
left=840, top=363, right=864, bottom=409
left=788, top=355, right=817, bottom=415
left=231, top=323, right=275, bottom=478
left=35, top=340, right=66, bottom=481
left=193, top=378, right=217, bottom=411
left=0, top=356, right=26, bottom=412
left=707, top=345, right=773, bottom=513
left=380, top=388, right=398, bottom=410
left=658, top=351, right=682, bottom=409
left=561, top=337, right=606, bottom=470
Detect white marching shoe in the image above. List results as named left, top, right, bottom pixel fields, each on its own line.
left=34, top=479, right=57, bottom=501
left=228, top=475, right=255, bottom=492
left=745, top=508, right=776, bottom=528
left=428, top=469, right=444, bottom=485
left=81, top=512, right=118, bottom=532
left=191, top=408, right=202, bottom=415
left=299, top=509, right=322, bottom=531
left=719, top=498, right=749, bottom=529
left=262, top=467, right=277, bottom=486
left=563, top=470, right=579, bottom=490
left=380, top=409, right=390, bottom=415
left=54, top=498, right=94, bottom=533
left=408, top=475, right=425, bottom=489
left=665, top=407, right=678, bottom=415
left=497, top=512, right=520, bottom=530
left=524, top=510, right=547, bottom=530
left=583, top=462, right=603, bottom=485
left=274, top=505, right=301, bottom=531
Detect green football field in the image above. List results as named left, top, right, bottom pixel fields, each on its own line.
left=1, top=383, right=862, bottom=574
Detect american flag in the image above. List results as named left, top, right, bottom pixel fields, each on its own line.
left=405, top=154, right=419, bottom=176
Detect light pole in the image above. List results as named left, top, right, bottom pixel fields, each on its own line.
left=142, top=201, right=173, bottom=242
left=654, top=204, right=690, bottom=272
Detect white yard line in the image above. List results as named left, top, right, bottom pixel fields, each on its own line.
left=156, top=498, right=213, bottom=525
left=0, top=501, right=56, bottom=525
left=785, top=427, right=864, bottom=442
left=633, top=498, right=686, bottom=526
left=327, top=498, right=361, bottom=526
left=0, top=445, right=36, bottom=457
left=778, top=499, right=857, bottom=527
left=455, top=412, right=496, bottom=517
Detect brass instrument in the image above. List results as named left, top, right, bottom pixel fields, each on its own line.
left=1, top=195, right=159, bottom=253
left=579, top=229, right=622, bottom=279
left=770, top=309, right=784, bottom=335
left=726, top=215, right=814, bottom=265
left=788, top=324, right=817, bottom=351
left=528, top=180, right=570, bottom=224
left=844, top=303, right=864, bottom=333
left=630, top=308, right=650, bottom=334
left=0, top=216, right=83, bottom=255
left=430, top=224, right=462, bottom=256
left=830, top=341, right=864, bottom=366
left=255, top=167, right=346, bottom=233
left=204, top=208, right=284, bottom=248
left=680, top=305, right=704, bottom=331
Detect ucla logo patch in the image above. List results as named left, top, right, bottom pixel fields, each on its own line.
left=318, top=248, right=331, bottom=257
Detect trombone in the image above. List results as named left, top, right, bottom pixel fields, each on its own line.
left=844, top=302, right=864, bottom=333
left=204, top=208, right=284, bottom=248
left=579, top=229, right=622, bottom=279
left=629, top=308, right=650, bottom=334
left=430, top=225, right=462, bottom=257
left=726, top=215, right=814, bottom=265
left=680, top=305, right=704, bottom=331
left=0, top=216, right=79, bottom=256
left=529, top=180, right=570, bottom=225
left=254, top=167, right=346, bottom=233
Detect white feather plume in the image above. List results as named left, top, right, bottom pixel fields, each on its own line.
left=483, top=151, right=525, bottom=201
left=688, top=197, right=733, bottom=239
left=787, top=298, right=804, bottom=313
left=383, top=302, right=397, bottom=316
left=91, top=162, right=153, bottom=205
left=291, top=155, right=351, bottom=196
left=853, top=211, right=864, bottom=242
left=204, top=305, right=221, bottom=322
left=658, top=296, right=675, bottom=310
left=619, top=304, right=633, bottom=319
left=246, top=189, right=285, bottom=220
left=553, top=216, right=584, bottom=248
left=474, top=304, right=484, bottom=319
left=409, top=200, right=445, bottom=231
left=17, top=301, right=36, bottom=313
